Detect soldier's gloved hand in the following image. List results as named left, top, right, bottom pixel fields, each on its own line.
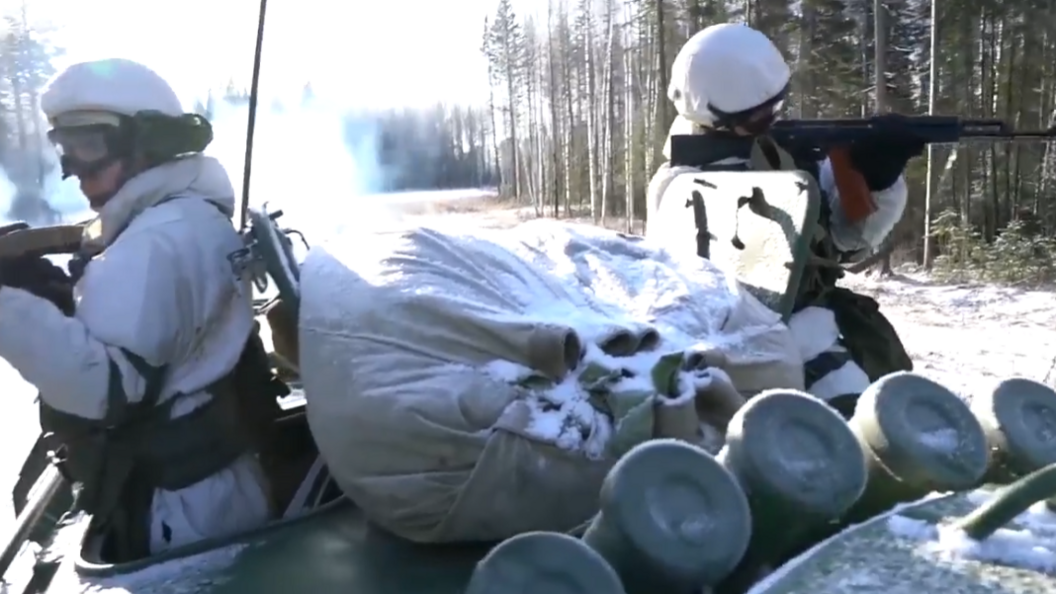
left=0, top=256, right=76, bottom=316
left=848, top=113, right=927, bottom=191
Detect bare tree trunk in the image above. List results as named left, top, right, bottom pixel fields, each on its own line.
left=584, top=9, right=600, bottom=223
left=624, top=3, right=636, bottom=230
left=601, top=1, right=617, bottom=220
left=500, top=29, right=521, bottom=199
left=652, top=0, right=670, bottom=172
left=562, top=17, right=576, bottom=217
left=523, top=28, right=539, bottom=206
left=486, top=68, right=503, bottom=191
left=871, top=0, right=894, bottom=277
left=922, top=0, right=938, bottom=269
left=547, top=0, right=562, bottom=217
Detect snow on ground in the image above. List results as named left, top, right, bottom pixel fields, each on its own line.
left=0, top=359, right=48, bottom=521
left=839, top=268, right=1056, bottom=400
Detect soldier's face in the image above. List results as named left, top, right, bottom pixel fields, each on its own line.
left=48, top=123, right=129, bottom=210
left=78, top=160, right=126, bottom=210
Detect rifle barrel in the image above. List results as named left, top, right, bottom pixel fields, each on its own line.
left=959, top=131, right=1056, bottom=141
left=668, top=117, right=1056, bottom=167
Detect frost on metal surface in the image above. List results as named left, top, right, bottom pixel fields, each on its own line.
left=752, top=489, right=1056, bottom=594
left=22, top=517, right=248, bottom=594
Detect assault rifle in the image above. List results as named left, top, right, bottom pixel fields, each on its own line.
left=669, top=115, right=1056, bottom=223
left=0, top=221, right=84, bottom=259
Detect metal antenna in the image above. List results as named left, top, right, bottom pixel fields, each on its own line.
left=239, top=0, right=268, bottom=231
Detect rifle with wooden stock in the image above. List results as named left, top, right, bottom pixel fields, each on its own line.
left=669, top=114, right=1056, bottom=225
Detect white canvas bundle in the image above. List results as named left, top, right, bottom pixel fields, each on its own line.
left=299, top=219, right=803, bottom=543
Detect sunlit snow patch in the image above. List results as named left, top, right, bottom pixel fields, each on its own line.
left=887, top=491, right=1056, bottom=573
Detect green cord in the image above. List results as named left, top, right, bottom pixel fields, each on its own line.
left=951, top=462, right=1056, bottom=541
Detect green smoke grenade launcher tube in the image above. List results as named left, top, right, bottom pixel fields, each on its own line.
left=581, top=439, right=752, bottom=594
left=971, top=377, right=1056, bottom=484
left=465, top=531, right=625, bottom=594
left=714, top=389, right=868, bottom=586
left=842, top=372, right=989, bottom=523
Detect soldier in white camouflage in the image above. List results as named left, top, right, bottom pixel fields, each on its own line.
left=650, top=23, right=925, bottom=415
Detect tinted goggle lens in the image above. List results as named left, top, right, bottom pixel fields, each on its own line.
left=47, top=127, right=113, bottom=163
left=710, top=84, right=789, bottom=130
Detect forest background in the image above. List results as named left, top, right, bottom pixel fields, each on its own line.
left=2, top=0, right=1054, bottom=283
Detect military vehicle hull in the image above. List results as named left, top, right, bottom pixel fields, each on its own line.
left=8, top=495, right=485, bottom=594
left=753, top=486, right=1056, bottom=594
left=8, top=470, right=1056, bottom=594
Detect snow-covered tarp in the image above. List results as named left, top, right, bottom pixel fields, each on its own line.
left=299, top=219, right=803, bottom=544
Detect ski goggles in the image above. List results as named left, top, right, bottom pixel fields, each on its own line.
left=709, top=84, right=789, bottom=135
left=47, top=123, right=130, bottom=179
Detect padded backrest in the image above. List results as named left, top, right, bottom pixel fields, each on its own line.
left=646, top=170, right=821, bottom=319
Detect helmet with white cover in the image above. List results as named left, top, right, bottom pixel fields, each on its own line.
left=668, top=23, right=790, bottom=132
left=41, top=58, right=212, bottom=180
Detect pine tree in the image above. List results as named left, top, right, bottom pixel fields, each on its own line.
left=483, top=0, right=526, bottom=197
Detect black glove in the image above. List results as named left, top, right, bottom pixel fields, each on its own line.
left=0, top=256, right=76, bottom=315
left=848, top=114, right=927, bottom=191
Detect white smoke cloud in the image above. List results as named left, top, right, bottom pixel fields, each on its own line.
left=205, top=94, right=399, bottom=238
left=3, top=92, right=400, bottom=239
left=39, top=149, right=92, bottom=220
left=0, top=169, right=13, bottom=216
